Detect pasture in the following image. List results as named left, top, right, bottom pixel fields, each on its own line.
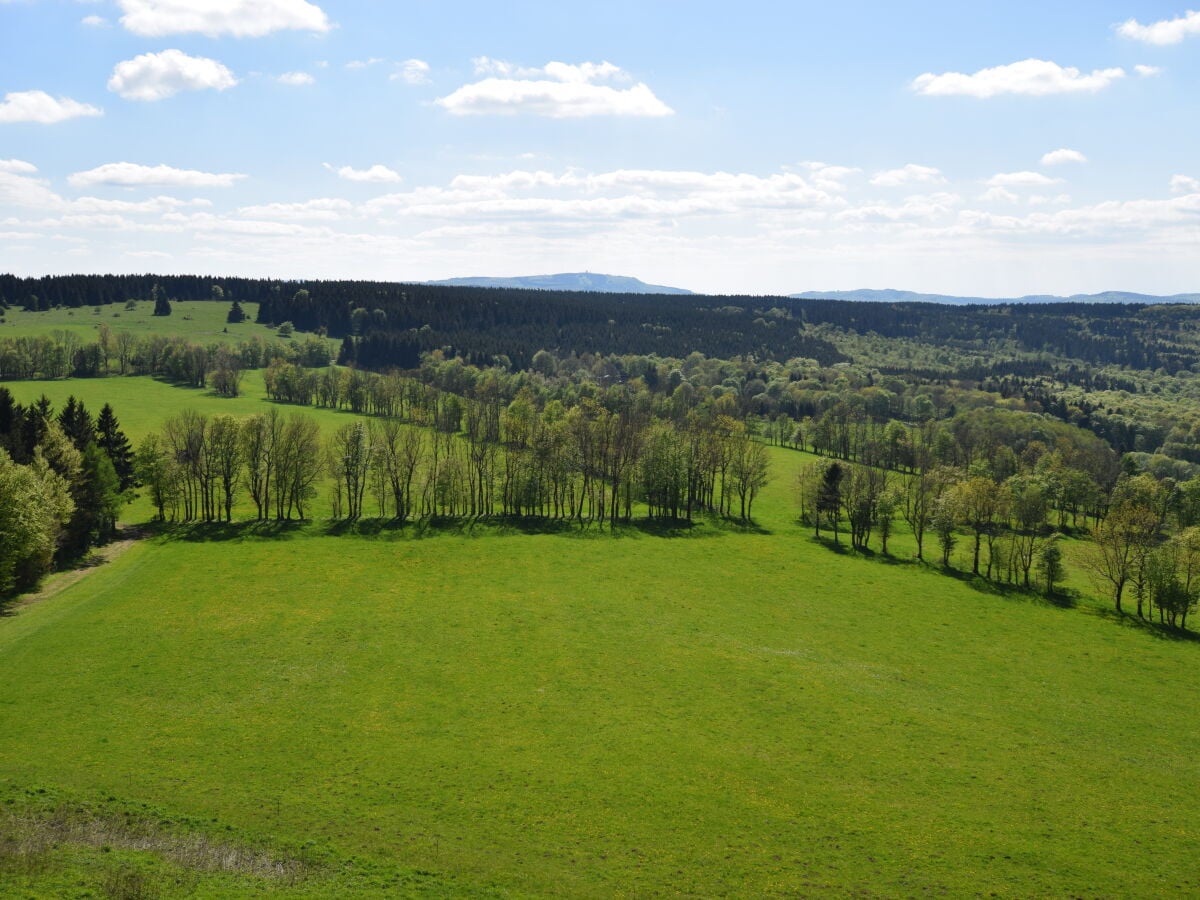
left=1, top=400, right=1198, bottom=895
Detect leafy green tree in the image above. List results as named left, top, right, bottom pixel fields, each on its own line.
left=134, top=434, right=178, bottom=522
left=816, top=462, right=844, bottom=544
left=1037, top=535, right=1064, bottom=597
left=0, top=449, right=73, bottom=595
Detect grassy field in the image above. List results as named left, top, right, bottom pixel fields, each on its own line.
left=0, top=301, right=278, bottom=347
left=1, top=418, right=1199, bottom=896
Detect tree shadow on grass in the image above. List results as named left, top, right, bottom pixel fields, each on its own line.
left=1091, top=606, right=1200, bottom=643
left=148, top=512, right=767, bottom=543
left=156, top=520, right=308, bottom=543
left=807, top=534, right=1081, bottom=611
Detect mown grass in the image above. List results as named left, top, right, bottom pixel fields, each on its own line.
left=1, top=439, right=1199, bottom=896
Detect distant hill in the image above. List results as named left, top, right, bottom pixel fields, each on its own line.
left=791, top=288, right=1200, bottom=305
left=428, top=272, right=693, bottom=295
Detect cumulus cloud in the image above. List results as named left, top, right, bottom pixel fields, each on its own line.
left=0, top=90, right=103, bottom=124
left=1118, top=10, right=1200, bottom=45
left=391, top=59, right=431, bottom=85
left=870, top=164, right=945, bottom=188
left=346, top=58, right=384, bottom=70
left=1041, top=148, right=1087, bottom=166
left=1135, top=64, right=1163, bottom=77
left=436, top=59, right=672, bottom=118
left=0, top=159, right=38, bottom=174
left=81, top=14, right=109, bottom=27
left=277, top=71, right=315, bottom=86
left=912, top=59, right=1125, bottom=98
left=1172, top=175, right=1200, bottom=194
left=108, top=49, right=237, bottom=101
left=986, top=171, right=1062, bottom=187
left=68, top=162, right=246, bottom=188
left=325, top=163, right=403, bottom=184
left=116, top=0, right=331, bottom=37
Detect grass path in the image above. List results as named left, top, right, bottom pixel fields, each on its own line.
left=6, top=527, right=147, bottom=616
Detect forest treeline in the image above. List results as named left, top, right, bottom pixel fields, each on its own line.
left=8, top=273, right=1200, bottom=374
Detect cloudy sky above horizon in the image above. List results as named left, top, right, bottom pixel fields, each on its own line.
left=2, top=0, right=1199, bottom=296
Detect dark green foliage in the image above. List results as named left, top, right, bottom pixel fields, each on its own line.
left=151, top=284, right=171, bottom=317
left=226, top=300, right=246, bottom=323
left=56, top=396, right=94, bottom=451
left=66, top=443, right=122, bottom=552
left=96, top=403, right=135, bottom=490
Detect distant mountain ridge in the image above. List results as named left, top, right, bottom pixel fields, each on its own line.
left=791, top=288, right=1200, bottom=305
left=427, top=272, right=693, bottom=295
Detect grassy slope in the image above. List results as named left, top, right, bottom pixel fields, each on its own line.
left=1, top=441, right=1199, bottom=896
left=0, top=301, right=273, bottom=346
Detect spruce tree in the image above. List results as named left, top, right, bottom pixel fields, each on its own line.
left=57, top=397, right=95, bottom=452
left=95, top=403, right=135, bottom=490
left=152, top=284, right=172, bottom=316
left=227, top=300, right=246, bottom=323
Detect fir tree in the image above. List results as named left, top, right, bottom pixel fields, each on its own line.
left=95, top=403, right=135, bottom=490
left=227, top=300, right=247, bottom=323
left=57, top=397, right=95, bottom=452
left=152, top=283, right=172, bottom=316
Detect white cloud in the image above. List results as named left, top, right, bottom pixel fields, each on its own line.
left=836, top=192, right=962, bottom=223
left=1118, top=10, right=1200, bottom=45
left=986, top=171, right=1062, bottom=187
left=237, top=198, right=352, bottom=221
left=1135, top=64, right=1163, bottom=77
left=912, top=59, right=1125, bottom=98
left=277, top=72, right=314, bottom=87
left=1041, top=148, right=1087, bottom=166
left=366, top=167, right=841, bottom=221
left=325, top=163, right=403, bottom=184
left=68, top=162, right=246, bottom=188
left=436, top=60, right=672, bottom=118
left=0, top=159, right=38, bottom=174
left=1172, top=175, right=1200, bottom=194
left=116, top=0, right=330, bottom=37
left=108, top=49, right=237, bottom=101
left=0, top=170, right=64, bottom=210
left=81, top=14, right=109, bottom=27
left=980, top=186, right=1019, bottom=204
left=71, top=195, right=211, bottom=214
left=798, top=162, right=859, bottom=192
left=471, top=57, right=543, bottom=79
left=391, top=59, right=430, bottom=85
left=346, top=58, right=384, bottom=70
left=0, top=90, right=103, bottom=124
left=870, top=164, right=945, bottom=188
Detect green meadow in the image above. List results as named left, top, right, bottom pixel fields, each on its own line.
left=1, top=372, right=1199, bottom=896
left=0, top=301, right=275, bottom=346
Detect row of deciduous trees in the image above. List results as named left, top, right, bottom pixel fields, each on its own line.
left=137, top=401, right=771, bottom=527
left=0, top=328, right=330, bottom=390
left=798, top=450, right=1200, bottom=628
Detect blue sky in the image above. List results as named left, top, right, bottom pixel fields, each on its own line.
left=2, top=0, right=1199, bottom=295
